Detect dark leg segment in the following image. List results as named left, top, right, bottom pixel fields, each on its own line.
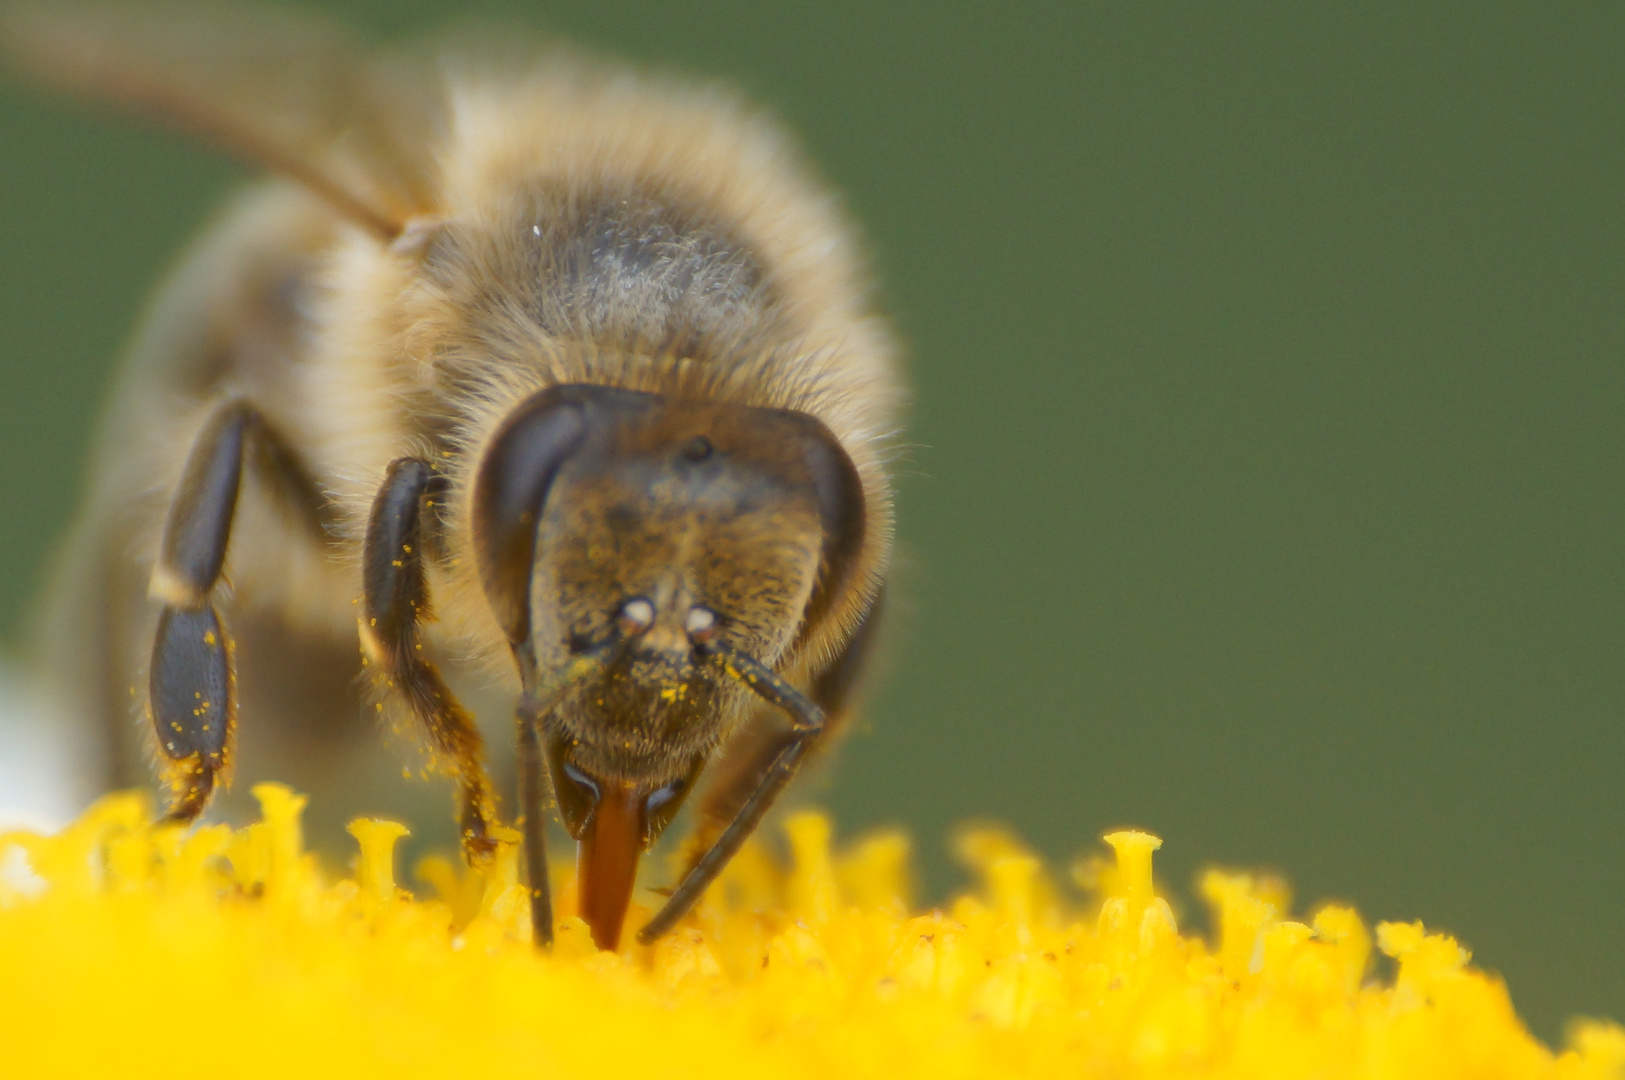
left=361, top=457, right=499, bottom=863
left=150, top=605, right=233, bottom=819
left=148, top=402, right=255, bottom=819
left=148, top=399, right=331, bottom=819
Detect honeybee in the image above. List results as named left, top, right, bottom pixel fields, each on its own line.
left=3, top=3, right=898, bottom=950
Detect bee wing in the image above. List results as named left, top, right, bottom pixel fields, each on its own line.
left=0, top=1, right=443, bottom=238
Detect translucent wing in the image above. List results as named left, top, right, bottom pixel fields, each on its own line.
left=0, top=1, right=444, bottom=237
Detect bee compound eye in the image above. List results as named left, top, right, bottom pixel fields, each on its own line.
left=680, top=435, right=713, bottom=461
left=684, top=605, right=718, bottom=644
left=617, top=597, right=656, bottom=636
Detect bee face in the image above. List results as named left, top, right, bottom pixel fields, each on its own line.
left=473, top=386, right=846, bottom=843
left=539, top=417, right=825, bottom=694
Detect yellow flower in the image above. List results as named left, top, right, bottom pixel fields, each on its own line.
left=0, top=784, right=1620, bottom=1079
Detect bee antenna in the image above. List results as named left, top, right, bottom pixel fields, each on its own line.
left=511, top=631, right=636, bottom=948
left=704, top=645, right=826, bottom=733
left=637, top=645, right=827, bottom=944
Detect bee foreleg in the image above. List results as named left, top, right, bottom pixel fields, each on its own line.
left=361, top=457, right=500, bottom=864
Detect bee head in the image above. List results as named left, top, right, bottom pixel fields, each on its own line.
left=470, top=384, right=865, bottom=850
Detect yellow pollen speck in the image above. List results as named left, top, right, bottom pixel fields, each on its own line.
left=0, top=787, right=1616, bottom=1079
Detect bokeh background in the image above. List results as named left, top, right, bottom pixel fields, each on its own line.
left=1, top=1, right=1621, bottom=1041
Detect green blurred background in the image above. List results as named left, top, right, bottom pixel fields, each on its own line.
left=1, top=0, right=1621, bottom=1041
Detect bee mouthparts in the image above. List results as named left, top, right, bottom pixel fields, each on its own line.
left=576, top=777, right=645, bottom=952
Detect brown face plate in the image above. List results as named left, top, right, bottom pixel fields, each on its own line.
left=471, top=383, right=866, bottom=949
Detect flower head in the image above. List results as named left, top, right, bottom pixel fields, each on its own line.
left=0, top=784, right=1620, bottom=1079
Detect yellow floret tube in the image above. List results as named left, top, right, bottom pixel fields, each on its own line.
left=0, top=783, right=1621, bottom=1079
